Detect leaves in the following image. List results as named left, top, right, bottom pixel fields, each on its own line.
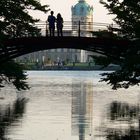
left=0, top=0, right=49, bottom=38
left=100, top=0, right=140, bottom=39
left=0, top=61, right=29, bottom=90
left=99, top=0, right=140, bottom=89
left=0, top=0, right=49, bottom=90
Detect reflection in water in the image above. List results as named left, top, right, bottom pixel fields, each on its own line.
left=104, top=101, right=140, bottom=140
left=72, top=80, right=93, bottom=140
left=1, top=71, right=140, bottom=140
left=0, top=98, right=27, bottom=140
left=109, top=101, right=140, bottom=121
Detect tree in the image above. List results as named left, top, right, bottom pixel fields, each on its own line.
left=0, top=0, right=50, bottom=38
left=0, top=0, right=50, bottom=90
left=100, top=0, right=140, bottom=39
left=99, top=0, right=140, bottom=89
left=0, top=61, right=29, bottom=90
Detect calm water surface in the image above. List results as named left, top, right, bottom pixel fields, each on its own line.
left=0, top=71, right=140, bottom=140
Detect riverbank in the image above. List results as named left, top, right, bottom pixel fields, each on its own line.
left=27, top=64, right=120, bottom=71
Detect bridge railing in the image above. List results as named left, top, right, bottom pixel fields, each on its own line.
left=35, top=21, right=120, bottom=37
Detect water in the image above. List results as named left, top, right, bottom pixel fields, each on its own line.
left=0, top=71, right=140, bottom=140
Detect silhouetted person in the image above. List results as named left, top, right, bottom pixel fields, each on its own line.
left=56, top=13, right=63, bottom=37
left=47, top=11, right=56, bottom=36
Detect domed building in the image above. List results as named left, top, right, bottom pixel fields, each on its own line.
left=72, top=0, right=93, bottom=23
left=71, top=0, right=93, bottom=62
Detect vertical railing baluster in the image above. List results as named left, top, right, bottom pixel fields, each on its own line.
left=78, top=21, right=80, bottom=37
left=46, top=21, right=48, bottom=37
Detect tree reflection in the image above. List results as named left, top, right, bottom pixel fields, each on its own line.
left=0, top=98, right=28, bottom=139
left=105, top=101, right=140, bottom=140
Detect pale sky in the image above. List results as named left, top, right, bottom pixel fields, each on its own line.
left=30, top=0, right=115, bottom=24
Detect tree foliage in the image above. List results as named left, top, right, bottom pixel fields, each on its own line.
left=99, top=0, right=140, bottom=89
left=0, top=61, right=29, bottom=90
left=100, top=0, right=140, bottom=39
left=0, top=0, right=49, bottom=90
left=0, top=0, right=49, bottom=38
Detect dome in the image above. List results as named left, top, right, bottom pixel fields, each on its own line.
left=72, top=0, right=93, bottom=16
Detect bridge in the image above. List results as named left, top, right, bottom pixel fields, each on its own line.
left=0, top=21, right=131, bottom=63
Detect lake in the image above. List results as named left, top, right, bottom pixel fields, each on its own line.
left=0, top=71, right=140, bottom=140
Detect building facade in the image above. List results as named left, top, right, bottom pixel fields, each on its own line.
left=71, top=0, right=94, bottom=62
left=72, top=0, right=93, bottom=36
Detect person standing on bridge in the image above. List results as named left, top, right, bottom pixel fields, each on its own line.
left=56, top=13, right=63, bottom=37
left=47, top=11, right=56, bottom=36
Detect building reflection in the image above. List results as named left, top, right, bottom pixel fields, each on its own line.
left=0, top=98, right=27, bottom=139
left=103, top=101, right=140, bottom=140
left=71, top=80, right=93, bottom=140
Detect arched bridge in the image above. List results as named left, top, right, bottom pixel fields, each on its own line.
left=1, top=36, right=130, bottom=63
left=0, top=21, right=132, bottom=63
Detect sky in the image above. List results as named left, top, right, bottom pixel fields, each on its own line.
left=30, top=0, right=115, bottom=24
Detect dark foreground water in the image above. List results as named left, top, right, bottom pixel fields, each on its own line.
left=0, top=71, right=140, bottom=140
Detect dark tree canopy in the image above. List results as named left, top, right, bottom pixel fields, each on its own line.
left=0, top=61, right=29, bottom=90
left=99, top=0, right=140, bottom=89
left=100, top=0, right=140, bottom=39
left=0, top=0, right=50, bottom=90
left=0, top=0, right=49, bottom=38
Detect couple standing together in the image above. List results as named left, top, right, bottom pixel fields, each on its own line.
left=47, top=11, right=63, bottom=37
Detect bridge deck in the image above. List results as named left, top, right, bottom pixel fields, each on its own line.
left=0, top=36, right=131, bottom=63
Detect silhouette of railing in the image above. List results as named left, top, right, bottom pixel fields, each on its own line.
left=35, top=21, right=120, bottom=37
left=0, top=20, right=128, bottom=63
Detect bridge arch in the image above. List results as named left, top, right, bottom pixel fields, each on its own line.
left=1, top=36, right=130, bottom=63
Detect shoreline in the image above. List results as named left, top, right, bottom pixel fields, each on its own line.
left=25, top=65, right=120, bottom=71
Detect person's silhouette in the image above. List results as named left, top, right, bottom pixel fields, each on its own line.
left=47, top=11, right=56, bottom=36
left=56, top=13, right=63, bottom=37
